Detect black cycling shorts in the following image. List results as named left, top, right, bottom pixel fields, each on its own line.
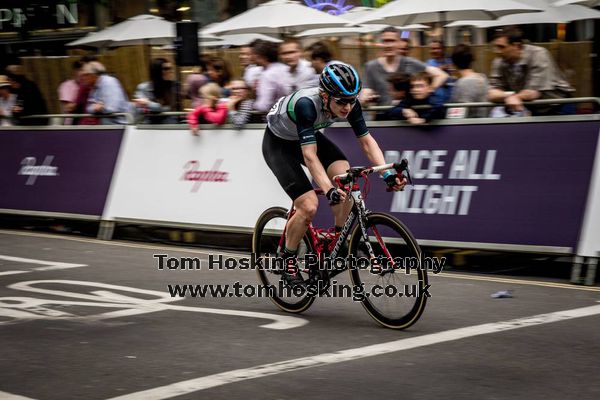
left=262, top=127, right=347, bottom=201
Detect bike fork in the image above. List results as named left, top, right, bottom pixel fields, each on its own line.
left=354, top=199, right=395, bottom=274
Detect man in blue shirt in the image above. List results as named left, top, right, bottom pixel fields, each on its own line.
left=81, top=61, right=131, bottom=125
left=426, top=40, right=454, bottom=103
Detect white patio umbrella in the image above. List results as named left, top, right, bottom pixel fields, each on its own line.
left=340, top=6, right=379, bottom=22
left=295, top=24, right=428, bottom=38
left=67, top=14, right=176, bottom=48
left=295, top=6, right=427, bottom=38
left=202, top=33, right=282, bottom=47
left=202, top=0, right=355, bottom=36
left=553, top=0, right=600, bottom=6
left=446, top=4, right=600, bottom=27
left=353, top=0, right=543, bottom=26
left=197, top=23, right=225, bottom=43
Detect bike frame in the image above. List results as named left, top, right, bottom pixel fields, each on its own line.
left=278, top=171, right=398, bottom=280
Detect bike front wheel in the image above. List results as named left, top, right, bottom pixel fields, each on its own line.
left=252, top=207, right=316, bottom=313
left=348, top=212, right=427, bottom=329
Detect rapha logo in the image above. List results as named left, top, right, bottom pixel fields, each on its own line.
left=181, top=159, right=229, bottom=192
left=18, top=156, right=59, bottom=185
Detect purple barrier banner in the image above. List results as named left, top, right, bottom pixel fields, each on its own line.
left=315, top=121, right=600, bottom=249
left=0, top=129, right=124, bottom=216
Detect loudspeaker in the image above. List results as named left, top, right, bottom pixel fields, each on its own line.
left=176, top=21, right=199, bottom=66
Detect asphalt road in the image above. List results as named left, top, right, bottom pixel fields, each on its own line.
left=1, top=229, right=599, bottom=400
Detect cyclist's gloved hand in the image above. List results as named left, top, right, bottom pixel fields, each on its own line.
left=384, top=173, right=398, bottom=188
left=326, top=187, right=342, bottom=205
left=383, top=171, right=406, bottom=191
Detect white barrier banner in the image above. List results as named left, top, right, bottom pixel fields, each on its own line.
left=103, top=127, right=291, bottom=229
left=577, top=127, right=600, bottom=257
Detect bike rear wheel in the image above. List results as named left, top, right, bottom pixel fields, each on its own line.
left=252, top=207, right=316, bottom=313
left=348, top=212, right=427, bottom=329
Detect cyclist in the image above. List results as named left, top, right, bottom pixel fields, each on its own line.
left=262, top=61, right=407, bottom=284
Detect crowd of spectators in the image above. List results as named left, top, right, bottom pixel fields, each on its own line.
left=0, top=25, right=583, bottom=128
left=360, top=25, right=575, bottom=123
left=1, top=62, right=48, bottom=126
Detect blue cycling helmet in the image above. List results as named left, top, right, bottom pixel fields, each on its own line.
left=319, top=61, right=362, bottom=97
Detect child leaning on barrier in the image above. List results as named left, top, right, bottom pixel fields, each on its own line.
left=384, top=71, right=445, bottom=125
left=378, top=73, right=410, bottom=121
left=187, top=83, right=228, bottom=135
left=227, top=79, right=256, bottom=129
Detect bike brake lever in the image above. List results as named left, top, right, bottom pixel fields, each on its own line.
left=405, top=167, right=413, bottom=185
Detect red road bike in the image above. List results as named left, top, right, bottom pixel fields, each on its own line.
left=252, top=160, right=428, bottom=329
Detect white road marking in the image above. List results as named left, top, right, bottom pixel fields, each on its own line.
left=0, top=280, right=306, bottom=330
left=0, top=230, right=249, bottom=259
left=435, top=272, right=600, bottom=292
left=0, top=391, right=37, bottom=399
left=0, top=255, right=87, bottom=276
left=107, top=303, right=600, bottom=400
left=1, top=229, right=598, bottom=293
left=0, top=255, right=71, bottom=266
left=0, top=271, right=28, bottom=276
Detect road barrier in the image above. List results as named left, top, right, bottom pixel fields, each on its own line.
left=1, top=102, right=599, bottom=284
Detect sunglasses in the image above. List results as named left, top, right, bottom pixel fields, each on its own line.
left=162, top=66, right=173, bottom=71
left=333, top=96, right=357, bottom=106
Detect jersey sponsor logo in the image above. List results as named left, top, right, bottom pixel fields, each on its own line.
left=181, top=159, right=229, bottom=192
left=301, top=133, right=316, bottom=142
left=18, top=156, right=59, bottom=185
left=267, top=96, right=285, bottom=117
left=314, top=122, right=333, bottom=130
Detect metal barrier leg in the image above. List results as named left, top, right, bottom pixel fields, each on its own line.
left=570, top=255, right=584, bottom=284
left=97, top=221, right=115, bottom=240
left=585, top=257, right=598, bottom=286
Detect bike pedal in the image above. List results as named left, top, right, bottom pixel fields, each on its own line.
left=281, top=272, right=306, bottom=288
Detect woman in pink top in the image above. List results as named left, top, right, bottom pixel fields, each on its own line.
left=187, top=83, right=228, bottom=135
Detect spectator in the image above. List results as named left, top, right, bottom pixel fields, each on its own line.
left=73, top=55, right=99, bottom=125
left=81, top=61, right=131, bottom=125
left=426, top=40, right=455, bottom=102
left=398, top=38, right=411, bottom=57
left=5, top=71, right=48, bottom=126
left=386, top=72, right=445, bottom=125
left=0, top=75, right=16, bottom=126
left=450, top=44, right=489, bottom=118
left=426, top=40, right=454, bottom=77
left=252, top=40, right=291, bottom=113
left=306, top=41, right=333, bottom=74
left=187, top=82, right=228, bottom=135
left=133, top=58, right=180, bottom=124
left=279, top=38, right=318, bottom=91
left=488, top=26, right=575, bottom=116
left=206, top=57, right=232, bottom=96
left=361, top=27, right=448, bottom=107
left=378, top=73, right=410, bottom=120
left=58, top=60, right=82, bottom=124
left=227, top=79, right=257, bottom=129
left=240, top=43, right=263, bottom=91
left=186, top=58, right=209, bottom=108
